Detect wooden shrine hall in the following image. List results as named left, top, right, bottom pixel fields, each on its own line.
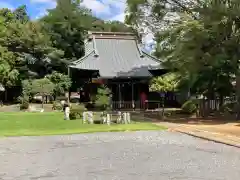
left=68, top=31, right=166, bottom=109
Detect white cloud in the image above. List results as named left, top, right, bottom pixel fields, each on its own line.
left=0, top=2, right=14, bottom=10
left=30, top=0, right=56, bottom=8
left=31, top=0, right=126, bottom=21
left=30, top=0, right=56, bottom=19
left=31, top=0, right=53, bottom=2
left=110, top=13, right=125, bottom=22
left=82, top=0, right=126, bottom=20
left=82, top=0, right=112, bottom=16
left=144, top=33, right=154, bottom=44
left=35, top=9, right=49, bottom=19
left=31, top=0, right=55, bottom=3
left=85, top=0, right=154, bottom=51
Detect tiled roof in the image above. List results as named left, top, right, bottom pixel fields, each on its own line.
left=69, top=31, right=163, bottom=78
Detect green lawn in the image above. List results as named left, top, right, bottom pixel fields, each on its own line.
left=0, top=112, right=166, bottom=137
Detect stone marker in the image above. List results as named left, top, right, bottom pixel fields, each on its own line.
left=83, top=112, right=87, bottom=124
left=117, top=111, right=122, bottom=124
left=123, top=112, right=127, bottom=124
left=103, top=116, right=107, bottom=124
left=107, top=114, right=111, bottom=125
left=88, top=111, right=94, bottom=124
left=127, top=112, right=131, bottom=124
left=101, top=112, right=107, bottom=124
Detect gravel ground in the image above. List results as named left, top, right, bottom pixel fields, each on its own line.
left=0, top=131, right=239, bottom=180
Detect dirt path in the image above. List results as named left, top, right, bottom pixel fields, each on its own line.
left=157, top=122, right=240, bottom=147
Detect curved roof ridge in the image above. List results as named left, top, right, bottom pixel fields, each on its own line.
left=71, top=50, right=95, bottom=65
left=141, top=51, right=162, bottom=62
left=88, top=31, right=135, bottom=36
left=135, top=42, right=144, bottom=58
left=92, top=35, right=99, bottom=57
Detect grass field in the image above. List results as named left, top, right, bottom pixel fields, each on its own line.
left=0, top=112, right=166, bottom=137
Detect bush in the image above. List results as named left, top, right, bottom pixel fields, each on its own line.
left=219, top=101, right=237, bottom=114
left=69, top=110, right=78, bottom=120
left=70, top=97, right=80, bottom=103
left=20, top=100, right=29, bottom=110
left=18, top=95, right=30, bottom=110
left=69, top=104, right=86, bottom=120
left=181, top=100, right=197, bottom=114
left=84, top=102, right=108, bottom=111
left=52, top=101, right=63, bottom=111
left=95, top=85, right=111, bottom=110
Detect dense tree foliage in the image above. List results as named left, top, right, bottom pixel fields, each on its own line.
left=41, top=0, right=86, bottom=60
left=46, top=71, right=72, bottom=98
left=0, top=0, right=132, bottom=102
left=126, top=0, right=240, bottom=100
left=149, top=73, right=180, bottom=93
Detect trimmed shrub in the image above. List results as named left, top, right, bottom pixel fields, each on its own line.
left=52, top=101, right=63, bottom=111
left=20, top=100, right=29, bottom=110
left=219, top=101, right=237, bottom=114
left=95, top=85, right=111, bottom=110
left=69, top=104, right=87, bottom=120
left=85, top=102, right=95, bottom=111
left=18, top=95, right=30, bottom=110
left=181, top=100, right=197, bottom=114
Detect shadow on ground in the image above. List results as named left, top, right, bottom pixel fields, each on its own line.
left=132, top=109, right=240, bottom=126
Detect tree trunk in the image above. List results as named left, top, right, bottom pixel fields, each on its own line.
left=161, top=97, right=165, bottom=120
left=219, top=95, right=223, bottom=106
left=41, top=95, right=44, bottom=109
left=4, top=90, right=7, bottom=102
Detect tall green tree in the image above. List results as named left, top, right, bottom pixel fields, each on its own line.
left=0, top=14, right=19, bottom=100
left=0, top=8, right=15, bottom=23
left=13, top=5, right=29, bottom=23
left=46, top=71, right=72, bottom=98
left=127, top=0, right=240, bottom=100
left=1, top=20, right=59, bottom=79
left=41, top=0, right=86, bottom=61
left=42, top=0, right=133, bottom=61
left=31, top=78, right=55, bottom=108
left=0, top=47, right=19, bottom=89
left=150, top=73, right=180, bottom=93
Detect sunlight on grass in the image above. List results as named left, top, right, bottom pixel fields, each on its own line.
left=0, top=112, right=166, bottom=137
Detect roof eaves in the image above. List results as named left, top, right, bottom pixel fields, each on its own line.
left=136, top=42, right=144, bottom=58
left=70, top=50, right=95, bottom=65
left=141, top=51, right=161, bottom=62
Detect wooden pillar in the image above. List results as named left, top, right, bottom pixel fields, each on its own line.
left=118, top=83, right=121, bottom=108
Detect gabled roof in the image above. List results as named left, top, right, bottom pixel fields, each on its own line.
left=69, top=31, right=163, bottom=78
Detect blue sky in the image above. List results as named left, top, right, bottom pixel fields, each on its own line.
left=0, top=0, right=154, bottom=51
left=0, top=0, right=126, bottom=21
